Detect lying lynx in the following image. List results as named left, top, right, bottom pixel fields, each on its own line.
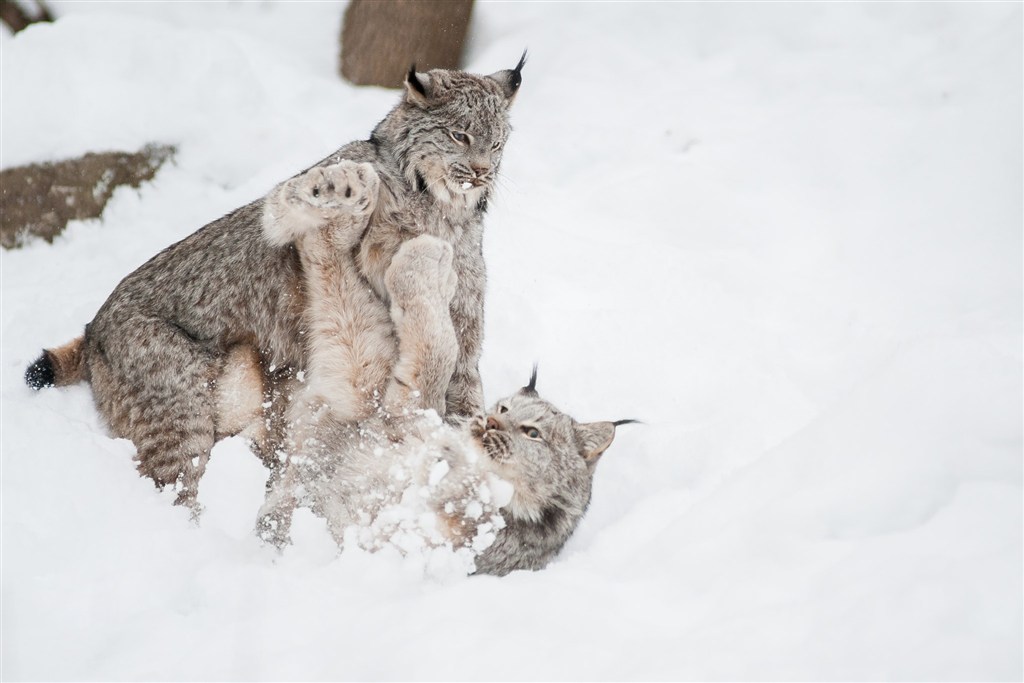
left=258, top=372, right=625, bottom=577
left=24, top=56, right=526, bottom=513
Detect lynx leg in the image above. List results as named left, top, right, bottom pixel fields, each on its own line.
left=255, top=395, right=348, bottom=548
left=254, top=402, right=343, bottom=548
left=444, top=235, right=487, bottom=421
left=383, top=235, right=459, bottom=415
left=256, top=464, right=300, bottom=547
left=249, top=363, right=301, bottom=473
left=213, top=344, right=266, bottom=442
left=87, top=319, right=220, bottom=517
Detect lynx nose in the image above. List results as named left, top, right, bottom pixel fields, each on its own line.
left=486, top=415, right=504, bottom=432
left=470, top=163, right=490, bottom=178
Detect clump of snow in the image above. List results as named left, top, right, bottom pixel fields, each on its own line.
left=2, top=2, right=1020, bottom=680
left=326, top=411, right=506, bottom=572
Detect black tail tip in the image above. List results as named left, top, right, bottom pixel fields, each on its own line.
left=25, top=353, right=55, bottom=390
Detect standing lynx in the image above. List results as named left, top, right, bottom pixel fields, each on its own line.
left=24, top=56, right=526, bottom=513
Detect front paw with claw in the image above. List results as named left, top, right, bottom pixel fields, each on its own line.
left=288, top=161, right=379, bottom=218
left=264, top=160, right=380, bottom=247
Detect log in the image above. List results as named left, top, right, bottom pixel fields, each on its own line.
left=0, top=0, right=53, bottom=34
left=340, top=0, right=473, bottom=88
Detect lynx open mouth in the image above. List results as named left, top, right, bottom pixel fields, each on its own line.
left=456, top=177, right=487, bottom=191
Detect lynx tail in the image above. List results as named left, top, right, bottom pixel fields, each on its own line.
left=25, top=336, right=85, bottom=389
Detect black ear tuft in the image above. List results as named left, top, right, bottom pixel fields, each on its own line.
left=510, top=49, right=527, bottom=92
left=524, top=362, right=538, bottom=394
left=613, top=419, right=641, bottom=427
left=406, top=63, right=427, bottom=97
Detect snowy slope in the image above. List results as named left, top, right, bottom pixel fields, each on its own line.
left=2, top=2, right=1021, bottom=680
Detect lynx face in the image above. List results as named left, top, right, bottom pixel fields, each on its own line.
left=392, top=55, right=525, bottom=207
left=471, top=387, right=614, bottom=525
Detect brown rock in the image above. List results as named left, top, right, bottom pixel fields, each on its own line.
left=0, top=144, right=174, bottom=249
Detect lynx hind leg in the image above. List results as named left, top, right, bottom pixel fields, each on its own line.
left=255, top=404, right=345, bottom=548
left=263, top=161, right=380, bottom=247
left=87, top=322, right=219, bottom=518
left=214, top=344, right=266, bottom=442
left=250, top=364, right=303, bottom=474
left=256, top=463, right=300, bottom=547
left=384, top=236, right=459, bottom=415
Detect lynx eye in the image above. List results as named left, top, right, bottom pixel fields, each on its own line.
left=491, top=141, right=503, bottom=152
left=521, top=426, right=542, bottom=440
left=450, top=130, right=471, bottom=145
left=498, top=405, right=508, bottom=414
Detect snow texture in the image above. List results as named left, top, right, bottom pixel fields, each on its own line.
left=2, top=2, right=1021, bottom=680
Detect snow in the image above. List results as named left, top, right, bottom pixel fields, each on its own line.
left=2, top=1, right=1021, bottom=680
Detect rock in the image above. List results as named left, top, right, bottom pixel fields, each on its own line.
left=0, top=144, right=174, bottom=249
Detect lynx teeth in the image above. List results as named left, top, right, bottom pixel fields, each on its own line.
left=461, top=181, right=473, bottom=190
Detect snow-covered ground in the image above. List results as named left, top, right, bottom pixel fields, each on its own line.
left=2, top=2, right=1021, bottom=680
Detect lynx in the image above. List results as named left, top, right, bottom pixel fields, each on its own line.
left=24, top=56, right=526, bottom=513
left=245, top=193, right=626, bottom=574
left=258, top=376, right=626, bottom=577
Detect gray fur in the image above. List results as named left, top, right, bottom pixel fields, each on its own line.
left=323, top=65, right=519, bottom=418
left=27, top=62, right=521, bottom=514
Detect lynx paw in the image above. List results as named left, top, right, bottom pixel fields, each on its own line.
left=385, top=235, right=458, bottom=309
left=264, top=161, right=380, bottom=247
left=287, top=161, right=379, bottom=216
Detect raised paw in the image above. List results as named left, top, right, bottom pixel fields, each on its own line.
left=288, top=161, right=379, bottom=216
left=264, top=161, right=381, bottom=247
left=385, top=235, right=458, bottom=310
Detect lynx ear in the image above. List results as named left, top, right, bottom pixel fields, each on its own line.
left=404, top=64, right=433, bottom=107
left=575, top=421, right=616, bottom=466
left=487, top=50, right=527, bottom=103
